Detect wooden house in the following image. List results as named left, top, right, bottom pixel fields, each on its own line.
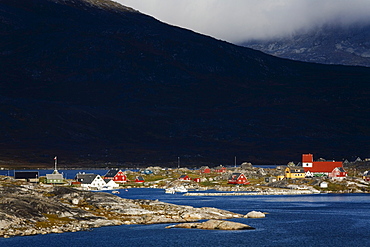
left=320, top=181, right=328, bottom=188
left=265, top=177, right=277, bottom=183
left=104, top=169, right=127, bottom=183
left=284, top=166, right=305, bottom=179
left=228, top=173, right=250, bottom=185
left=363, top=171, right=370, bottom=181
left=329, top=167, right=347, bottom=180
left=103, top=179, right=120, bottom=189
left=214, top=165, right=227, bottom=173
left=135, top=176, right=145, bottom=183
left=71, top=181, right=81, bottom=186
left=46, top=171, right=64, bottom=184
left=179, top=175, right=191, bottom=181
left=141, top=169, right=153, bottom=175
left=199, top=166, right=211, bottom=173
left=75, top=173, right=106, bottom=189
left=193, top=178, right=201, bottom=183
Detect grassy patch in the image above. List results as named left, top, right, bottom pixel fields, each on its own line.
left=35, top=214, right=75, bottom=228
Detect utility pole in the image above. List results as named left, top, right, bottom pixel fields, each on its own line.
left=234, top=156, right=237, bottom=167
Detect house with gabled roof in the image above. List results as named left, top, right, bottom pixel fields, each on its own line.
left=179, top=175, right=191, bottom=181
left=329, top=167, right=347, bottom=180
left=228, top=173, right=249, bottom=185
left=104, top=169, right=127, bottom=183
left=75, top=173, right=106, bottom=190
left=214, top=165, right=227, bottom=173
left=46, top=171, right=64, bottom=184
left=141, top=169, right=153, bottom=175
left=199, top=166, right=211, bottom=173
left=135, top=176, right=145, bottom=183
left=284, top=166, right=305, bottom=179
left=363, top=171, right=370, bottom=181
left=103, top=179, right=120, bottom=190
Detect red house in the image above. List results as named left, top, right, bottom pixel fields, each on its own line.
left=214, top=165, right=227, bottom=173
left=104, top=169, right=127, bottom=183
left=228, top=173, right=250, bottom=185
left=179, top=175, right=191, bottom=181
left=302, top=154, right=346, bottom=178
left=329, top=167, right=347, bottom=180
left=193, top=178, right=201, bottom=183
left=200, top=166, right=211, bottom=173
left=135, top=176, right=145, bottom=183
left=363, top=172, right=370, bottom=181
left=71, top=181, right=81, bottom=186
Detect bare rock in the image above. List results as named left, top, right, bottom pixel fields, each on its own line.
left=244, top=211, right=266, bottom=218
left=167, top=219, right=255, bottom=230
left=0, top=184, right=243, bottom=238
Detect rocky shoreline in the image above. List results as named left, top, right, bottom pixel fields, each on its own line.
left=0, top=184, right=244, bottom=238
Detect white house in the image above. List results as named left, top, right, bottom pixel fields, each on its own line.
left=75, top=173, right=106, bottom=190
left=320, top=181, right=328, bottom=188
left=103, top=179, right=120, bottom=190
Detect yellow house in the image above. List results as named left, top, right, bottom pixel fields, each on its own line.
left=285, top=167, right=305, bottom=179
left=276, top=173, right=285, bottom=181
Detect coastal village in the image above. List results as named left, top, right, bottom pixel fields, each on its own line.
left=0, top=153, right=369, bottom=238
left=3, top=154, right=370, bottom=194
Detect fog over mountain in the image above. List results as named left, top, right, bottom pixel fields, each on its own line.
left=242, top=23, right=370, bottom=67
left=119, top=0, right=370, bottom=43
left=120, top=1, right=370, bottom=67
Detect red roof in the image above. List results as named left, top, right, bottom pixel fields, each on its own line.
left=304, top=161, right=343, bottom=173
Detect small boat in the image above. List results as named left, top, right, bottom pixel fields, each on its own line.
left=174, top=186, right=188, bottom=193
left=165, top=188, right=175, bottom=194
left=112, top=190, right=120, bottom=194
left=165, top=186, right=188, bottom=194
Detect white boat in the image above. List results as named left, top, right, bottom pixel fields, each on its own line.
left=165, top=186, right=188, bottom=194
left=175, top=186, right=188, bottom=193
left=165, top=188, right=175, bottom=194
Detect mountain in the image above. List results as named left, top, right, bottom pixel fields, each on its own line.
left=1, top=0, right=370, bottom=167
left=242, top=23, right=370, bottom=67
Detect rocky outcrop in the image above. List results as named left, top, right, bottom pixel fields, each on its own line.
left=0, top=184, right=243, bottom=238
left=244, top=211, right=266, bottom=218
left=166, top=219, right=255, bottom=230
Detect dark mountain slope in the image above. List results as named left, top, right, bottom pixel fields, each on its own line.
left=1, top=0, right=370, bottom=166
left=242, top=23, right=370, bottom=67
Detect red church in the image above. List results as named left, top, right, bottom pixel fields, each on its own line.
left=302, top=154, right=347, bottom=179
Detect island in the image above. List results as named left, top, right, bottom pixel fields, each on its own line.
left=0, top=182, right=243, bottom=238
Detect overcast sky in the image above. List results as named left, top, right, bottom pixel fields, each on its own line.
left=117, top=0, right=370, bottom=43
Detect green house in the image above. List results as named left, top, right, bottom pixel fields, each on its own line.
left=46, top=171, right=64, bottom=184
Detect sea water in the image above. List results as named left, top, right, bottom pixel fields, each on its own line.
left=1, top=189, right=369, bottom=247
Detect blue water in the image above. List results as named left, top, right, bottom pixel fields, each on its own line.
left=0, top=169, right=109, bottom=179
left=0, top=189, right=369, bottom=247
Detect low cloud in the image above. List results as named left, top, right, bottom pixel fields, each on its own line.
left=117, top=0, right=370, bottom=43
